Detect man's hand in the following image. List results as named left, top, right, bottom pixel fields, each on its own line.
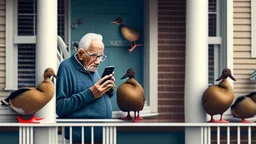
left=90, top=73, right=115, bottom=98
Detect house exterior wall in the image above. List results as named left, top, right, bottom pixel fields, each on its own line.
left=0, top=0, right=5, bottom=90
left=156, top=0, right=186, bottom=122
left=233, top=0, right=256, bottom=98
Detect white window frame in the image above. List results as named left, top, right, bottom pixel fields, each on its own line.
left=5, top=0, right=69, bottom=90
left=6, top=0, right=37, bottom=90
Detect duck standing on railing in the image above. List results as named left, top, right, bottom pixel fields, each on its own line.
left=202, top=68, right=236, bottom=123
left=1, top=68, right=57, bottom=123
left=117, top=68, right=145, bottom=122
left=231, top=92, right=256, bottom=123
left=110, top=17, right=142, bottom=53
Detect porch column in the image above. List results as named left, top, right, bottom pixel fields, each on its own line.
left=34, top=0, right=58, bottom=144
left=185, top=0, right=208, bottom=144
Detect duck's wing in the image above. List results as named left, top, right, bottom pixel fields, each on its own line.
left=8, top=88, right=32, bottom=100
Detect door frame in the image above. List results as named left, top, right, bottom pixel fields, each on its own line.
left=67, top=0, right=158, bottom=118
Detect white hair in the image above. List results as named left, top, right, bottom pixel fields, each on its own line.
left=79, top=33, right=104, bottom=51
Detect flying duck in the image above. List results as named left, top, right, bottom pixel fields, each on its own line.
left=116, top=68, right=145, bottom=122
left=202, top=68, right=236, bottom=123
left=111, top=17, right=142, bottom=53
left=1, top=68, right=57, bottom=123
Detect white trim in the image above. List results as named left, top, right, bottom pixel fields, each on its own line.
left=14, top=36, right=36, bottom=44
left=2, top=122, right=256, bottom=127
left=5, top=0, right=18, bottom=90
left=148, top=0, right=158, bottom=113
left=226, top=0, right=234, bottom=87
left=208, top=37, right=221, bottom=44
left=251, top=0, right=256, bottom=58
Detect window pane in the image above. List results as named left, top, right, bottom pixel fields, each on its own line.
left=18, top=15, right=35, bottom=35
left=209, top=14, right=216, bottom=36
left=18, top=0, right=65, bottom=37
left=18, top=44, right=36, bottom=88
left=209, top=0, right=216, bottom=12
left=208, top=45, right=214, bottom=85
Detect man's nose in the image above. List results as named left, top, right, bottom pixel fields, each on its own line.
left=94, top=57, right=100, bottom=64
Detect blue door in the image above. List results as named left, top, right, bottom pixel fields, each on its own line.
left=71, top=0, right=144, bottom=111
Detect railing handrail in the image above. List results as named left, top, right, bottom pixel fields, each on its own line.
left=2, top=122, right=256, bottom=127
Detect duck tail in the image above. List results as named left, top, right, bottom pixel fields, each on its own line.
left=1, top=99, right=9, bottom=106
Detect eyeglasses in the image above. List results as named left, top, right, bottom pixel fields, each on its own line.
left=85, top=51, right=107, bottom=62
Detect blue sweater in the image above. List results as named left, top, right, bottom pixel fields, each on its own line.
left=56, top=54, right=113, bottom=118
left=56, top=54, right=113, bottom=142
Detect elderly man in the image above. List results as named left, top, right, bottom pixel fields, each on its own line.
left=56, top=33, right=115, bottom=143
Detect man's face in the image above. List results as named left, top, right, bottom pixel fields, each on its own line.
left=78, top=40, right=104, bottom=72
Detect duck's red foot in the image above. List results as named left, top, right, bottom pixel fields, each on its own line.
left=128, top=44, right=142, bottom=53
left=121, top=113, right=132, bottom=121
left=133, top=116, right=143, bottom=122
left=241, top=119, right=253, bottom=123
left=17, top=116, right=42, bottom=123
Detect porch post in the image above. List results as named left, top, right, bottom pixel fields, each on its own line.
left=34, top=0, right=57, bottom=144
left=185, top=0, right=208, bottom=144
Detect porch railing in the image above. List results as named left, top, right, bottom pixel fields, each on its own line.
left=4, top=121, right=255, bottom=144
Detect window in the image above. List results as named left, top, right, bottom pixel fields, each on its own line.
left=208, top=0, right=221, bottom=85
left=207, top=0, right=234, bottom=120
left=5, top=0, right=67, bottom=89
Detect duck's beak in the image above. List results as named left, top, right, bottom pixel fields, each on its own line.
left=121, top=73, right=128, bottom=80
left=228, top=74, right=236, bottom=81
left=53, top=74, right=58, bottom=79
left=215, top=72, right=236, bottom=81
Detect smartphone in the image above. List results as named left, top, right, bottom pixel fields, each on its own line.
left=101, top=66, right=115, bottom=84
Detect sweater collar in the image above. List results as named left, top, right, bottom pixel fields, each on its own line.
left=70, top=53, right=87, bottom=73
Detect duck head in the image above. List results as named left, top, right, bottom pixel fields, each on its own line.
left=215, top=68, right=236, bottom=81
left=121, top=68, right=135, bottom=80
left=110, top=17, right=123, bottom=25
left=44, top=68, right=58, bottom=79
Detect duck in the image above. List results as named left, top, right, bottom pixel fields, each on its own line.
left=231, top=92, right=256, bottom=123
left=116, top=68, right=145, bottom=122
left=202, top=68, right=236, bottom=123
left=246, top=92, right=256, bottom=102
left=110, top=17, right=142, bottom=53
left=1, top=68, right=57, bottom=123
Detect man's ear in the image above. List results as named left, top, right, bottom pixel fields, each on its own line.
left=77, top=48, right=85, bottom=60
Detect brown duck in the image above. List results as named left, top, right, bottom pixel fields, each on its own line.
left=1, top=68, right=57, bottom=123
left=116, top=68, right=145, bottom=122
left=202, top=68, right=236, bottom=123
left=111, top=17, right=142, bottom=53
left=231, top=92, right=256, bottom=123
